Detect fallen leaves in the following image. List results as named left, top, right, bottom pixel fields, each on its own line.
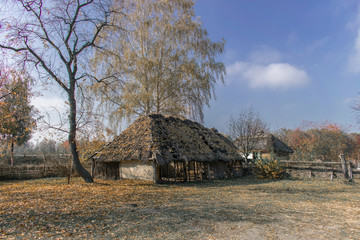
left=0, top=177, right=360, bottom=239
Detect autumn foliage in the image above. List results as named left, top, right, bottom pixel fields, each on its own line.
left=276, top=122, right=356, bottom=162
left=0, top=68, right=35, bottom=163
left=254, top=156, right=285, bottom=179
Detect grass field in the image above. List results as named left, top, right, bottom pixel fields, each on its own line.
left=1, top=177, right=359, bottom=239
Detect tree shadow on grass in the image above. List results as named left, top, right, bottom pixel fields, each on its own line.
left=0, top=197, right=277, bottom=239
left=155, top=176, right=285, bottom=189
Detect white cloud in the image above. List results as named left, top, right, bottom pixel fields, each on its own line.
left=227, top=61, right=309, bottom=90
left=346, top=5, right=360, bottom=31
left=226, top=61, right=250, bottom=76
left=244, top=63, right=309, bottom=89
left=226, top=47, right=310, bottom=90
left=31, top=96, right=66, bottom=113
left=249, top=46, right=282, bottom=64
left=348, top=29, right=360, bottom=73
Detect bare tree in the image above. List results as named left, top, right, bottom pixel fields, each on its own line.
left=0, top=0, right=115, bottom=182
left=227, top=107, right=268, bottom=163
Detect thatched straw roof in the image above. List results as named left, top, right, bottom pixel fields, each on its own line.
left=96, top=114, right=242, bottom=165
left=239, top=134, right=293, bottom=154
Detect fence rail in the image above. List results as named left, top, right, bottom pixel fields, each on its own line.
left=0, top=164, right=69, bottom=180
left=279, top=160, right=360, bottom=179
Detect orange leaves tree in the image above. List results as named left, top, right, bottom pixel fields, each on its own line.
left=0, top=69, right=35, bottom=166
left=0, top=0, right=116, bottom=182
left=277, top=122, right=353, bottom=162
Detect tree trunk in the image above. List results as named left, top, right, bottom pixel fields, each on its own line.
left=68, top=85, right=93, bottom=183
left=339, top=154, right=350, bottom=180
left=348, top=162, right=353, bottom=181
left=10, top=139, right=14, bottom=167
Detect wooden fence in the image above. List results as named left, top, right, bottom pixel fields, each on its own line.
left=0, top=154, right=70, bottom=165
left=279, top=160, right=360, bottom=180
left=0, top=164, right=69, bottom=180
left=0, top=155, right=71, bottom=180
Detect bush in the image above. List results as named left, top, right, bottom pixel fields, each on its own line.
left=253, top=156, right=285, bottom=179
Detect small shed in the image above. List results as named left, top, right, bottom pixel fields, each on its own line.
left=236, top=134, right=294, bottom=160
left=92, top=114, right=243, bottom=182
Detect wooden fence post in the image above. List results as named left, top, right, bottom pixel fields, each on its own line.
left=348, top=162, right=353, bottom=181
left=339, top=154, right=350, bottom=180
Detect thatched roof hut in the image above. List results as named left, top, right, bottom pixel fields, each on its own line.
left=93, top=114, right=243, bottom=182
left=236, top=134, right=293, bottom=160
left=253, top=134, right=293, bottom=154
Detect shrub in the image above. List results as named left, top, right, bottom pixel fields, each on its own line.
left=253, top=156, right=285, bottom=179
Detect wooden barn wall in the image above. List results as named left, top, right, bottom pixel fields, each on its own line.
left=94, top=162, right=119, bottom=180
left=95, top=160, right=243, bottom=182
left=95, top=161, right=155, bottom=181
left=157, top=160, right=243, bottom=182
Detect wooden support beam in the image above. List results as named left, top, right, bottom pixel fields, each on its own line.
left=195, top=161, right=198, bottom=181
left=207, top=162, right=211, bottom=180
left=183, top=161, right=187, bottom=182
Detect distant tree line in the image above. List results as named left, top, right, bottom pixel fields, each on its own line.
left=274, top=122, right=360, bottom=162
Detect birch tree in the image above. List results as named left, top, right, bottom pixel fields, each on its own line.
left=0, top=0, right=115, bottom=182
left=92, top=0, right=225, bottom=123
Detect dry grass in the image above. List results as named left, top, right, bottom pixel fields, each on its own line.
left=1, top=177, right=359, bottom=239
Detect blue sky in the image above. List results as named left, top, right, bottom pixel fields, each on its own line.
left=195, top=0, right=360, bottom=133
left=5, top=0, right=360, bottom=143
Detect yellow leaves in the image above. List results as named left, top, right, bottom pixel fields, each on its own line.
left=254, top=157, right=285, bottom=179
left=2, top=177, right=360, bottom=239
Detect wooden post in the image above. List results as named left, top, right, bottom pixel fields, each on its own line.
left=42, top=154, right=46, bottom=177
left=195, top=162, right=198, bottom=181
left=166, top=163, right=169, bottom=181
left=159, top=164, right=162, bottom=182
left=187, top=162, right=190, bottom=181
left=348, top=162, right=353, bottom=181
left=183, top=161, right=187, bottom=182
left=207, top=162, right=211, bottom=180
left=339, top=154, right=350, bottom=180
left=91, top=159, right=95, bottom=178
